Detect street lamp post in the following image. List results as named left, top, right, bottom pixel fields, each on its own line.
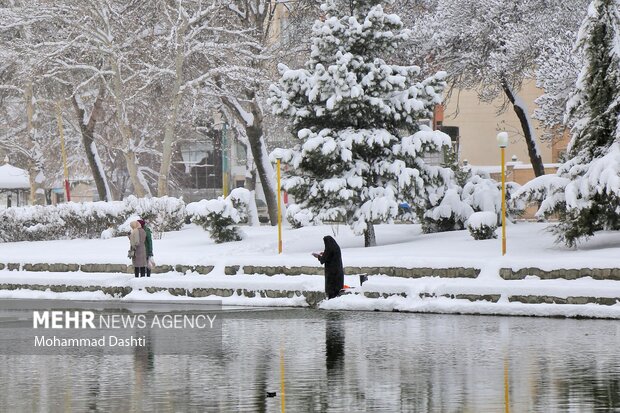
left=496, top=132, right=508, bottom=256
left=276, top=156, right=283, bottom=254
left=221, top=123, right=229, bottom=197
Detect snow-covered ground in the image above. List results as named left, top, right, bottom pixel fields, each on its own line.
left=0, top=222, right=619, bottom=318
left=2, top=221, right=620, bottom=268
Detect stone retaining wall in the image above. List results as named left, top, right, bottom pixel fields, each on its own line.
left=142, top=286, right=325, bottom=306
left=500, top=267, right=620, bottom=280
left=1, top=280, right=617, bottom=309
left=230, top=265, right=480, bottom=278
left=358, top=291, right=618, bottom=306
left=0, top=263, right=214, bottom=275
left=0, top=283, right=131, bottom=297
left=2, top=262, right=620, bottom=282
left=6, top=263, right=620, bottom=281
left=1, top=263, right=482, bottom=278
left=509, top=295, right=619, bottom=306
left=0, top=282, right=326, bottom=307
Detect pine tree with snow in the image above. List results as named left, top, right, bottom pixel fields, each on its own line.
left=555, top=0, right=620, bottom=246
left=514, top=0, right=620, bottom=246
left=269, top=0, right=451, bottom=247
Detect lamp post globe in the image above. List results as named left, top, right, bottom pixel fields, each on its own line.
left=496, top=132, right=509, bottom=148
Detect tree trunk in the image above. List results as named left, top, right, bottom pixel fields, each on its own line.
left=246, top=122, right=278, bottom=226
left=222, top=97, right=279, bottom=225
left=156, top=88, right=182, bottom=196
left=216, top=0, right=280, bottom=224
left=110, top=57, right=148, bottom=197
left=245, top=166, right=257, bottom=191
left=123, top=151, right=144, bottom=196
left=157, top=17, right=188, bottom=197
left=27, top=164, right=38, bottom=205
left=500, top=79, right=545, bottom=177
left=71, top=88, right=111, bottom=201
left=364, top=221, right=376, bottom=247
left=24, top=81, right=38, bottom=205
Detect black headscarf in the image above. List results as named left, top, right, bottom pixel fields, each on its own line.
left=323, top=235, right=340, bottom=254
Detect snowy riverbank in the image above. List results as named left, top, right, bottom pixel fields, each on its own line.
left=0, top=222, right=619, bottom=318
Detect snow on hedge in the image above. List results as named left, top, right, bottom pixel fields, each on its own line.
left=0, top=196, right=186, bottom=242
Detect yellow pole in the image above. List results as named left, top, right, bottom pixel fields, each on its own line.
left=504, top=357, right=510, bottom=413
left=222, top=124, right=229, bottom=197
left=56, top=102, right=71, bottom=201
left=280, top=347, right=286, bottom=413
left=501, top=147, right=506, bottom=256
left=277, top=158, right=282, bottom=254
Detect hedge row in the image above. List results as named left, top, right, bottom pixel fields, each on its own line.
left=0, top=196, right=185, bottom=242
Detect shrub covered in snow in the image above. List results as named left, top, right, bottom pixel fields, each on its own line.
left=0, top=197, right=186, bottom=242
left=59, top=201, right=129, bottom=239
left=228, top=188, right=259, bottom=226
left=123, top=195, right=186, bottom=233
left=466, top=211, right=498, bottom=240
left=422, top=159, right=522, bottom=235
left=187, top=189, right=256, bottom=243
left=0, top=202, right=127, bottom=242
left=421, top=187, right=473, bottom=233
left=187, top=198, right=242, bottom=243
left=423, top=168, right=496, bottom=233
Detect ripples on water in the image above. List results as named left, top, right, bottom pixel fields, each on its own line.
left=0, top=309, right=619, bottom=412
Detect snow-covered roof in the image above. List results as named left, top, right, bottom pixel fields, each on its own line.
left=0, top=163, right=30, bottom=189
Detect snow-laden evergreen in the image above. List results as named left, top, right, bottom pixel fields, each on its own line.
left=467, top=211, right=498, bottom=240
left=422, top=157, right=519, bottom=239
left=513, top=0, right=620, bottom=246
left=268, top=0, right=451, bottom=247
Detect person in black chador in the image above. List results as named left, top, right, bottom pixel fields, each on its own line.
left=312, top=236, right=344, bottom=299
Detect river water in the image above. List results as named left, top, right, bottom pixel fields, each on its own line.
left=0, top=306, right=618, bottom=412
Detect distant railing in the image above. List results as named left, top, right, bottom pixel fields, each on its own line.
left=169, top=188, right=223, bottom=202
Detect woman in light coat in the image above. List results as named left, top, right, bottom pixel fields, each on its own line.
left=129, top=221, right=147, bottom=277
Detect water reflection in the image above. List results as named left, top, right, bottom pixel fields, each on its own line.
left=326, top=312, right=344, bottom=373
left=324, top=312, right=346, bottom=411
left=0, top=309, right=618, bottom=412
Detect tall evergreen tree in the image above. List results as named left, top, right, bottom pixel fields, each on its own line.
left=515, top=0, right=620, bottom=246
left=556, top=0, right=620, bottom=246
left=269, top=0, right=451, bottom=247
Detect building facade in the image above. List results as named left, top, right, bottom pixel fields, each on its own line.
left=437, top=79, right=570, bottom=172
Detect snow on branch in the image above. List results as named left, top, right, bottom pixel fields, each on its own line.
left=565, top=143, right=620, bottom=210
left=511, top=174, right=570, bottom=218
